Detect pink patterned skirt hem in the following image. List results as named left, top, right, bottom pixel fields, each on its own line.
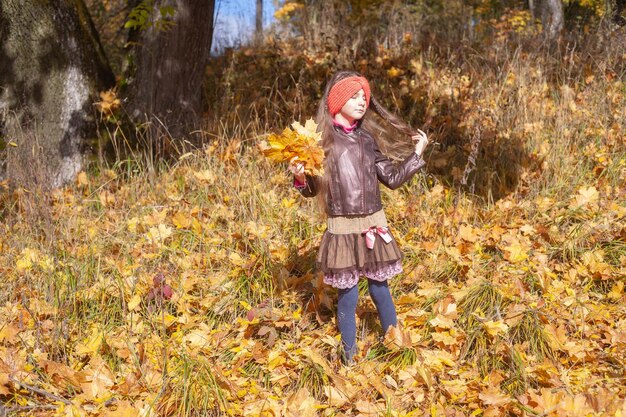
left=323, top=260, right=403, bottom=289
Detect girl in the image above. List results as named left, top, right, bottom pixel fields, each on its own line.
left=290, top=71, right=429, bottom=364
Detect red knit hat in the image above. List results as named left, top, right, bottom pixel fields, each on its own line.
left=327, top=76, right=371, bottom=116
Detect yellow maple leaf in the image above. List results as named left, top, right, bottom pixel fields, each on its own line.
left=581, top=250, right=611, bottom=277
left=429, top=314, right=455, bottom=329
left=281, top=197, right=297, bottom=208
left=259, top=119, right=324, bottom=176
left=229, top=252, right=244, bottom=266
left=43, top=360, right=82, bottom=390
left=356, top=399, right=381, bottom=415
left=285, top=388, right=317, bottom=417
left=193, top=169, right=215, bottom=184
left=127, top=217, right=140, bottom=233
left=76, top=171, right=89, bottom=186
left=127, top=294, right=142, bottom=311
left=292, top=118, right=319, bottom=138
left=299, top=347, right=332, bottom=374
left=183, top=327, right=211, bottom=351
left=143, top=209, right=168, bottom=226
left=16, top=248, right=38, bottom=271
left=503, top=241, right=528, bottom=263
left=520, top=224, right=536, bottom=235
left=421, top=349, right=456, bottom=371
left=558, top=393, right=595, bottom=416
left=267, top=349, right=286, bottom=371
left=607, top=281, right=624, bottom=301
left=383, top=325, right=413, bottom=349
left=78, top=356, right=115, bottom=401
left=146, top=224, right=173, bottom=243
left=324, top=385, right=349, bottom=407
left=483, top=320, right=509, bottom=337
left=270, top=245, right=289, bottom=263
left=75, top=327, right=103, bottom=356
left=0, top=370, right=11, bottom=395
left=0, top=323, right=20, bottom=344
left=570, top=185, right=599, bottom=209
left=459, top=224, right=480, bottom=242
left=432, top=330, right=458, bottom=346
left=171, top=211, right=192, bottom=229
left=479, top=386, right=511, bottom=407
left=38, top=254, right=54, bottom=272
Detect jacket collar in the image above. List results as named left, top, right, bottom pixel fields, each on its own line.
left=332, top=120, right=359, bottom=134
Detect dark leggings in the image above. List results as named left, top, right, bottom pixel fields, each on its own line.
left=337, top=279, right=397, bottom=361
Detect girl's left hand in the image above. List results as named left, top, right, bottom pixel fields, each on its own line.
left=412, top=129, right=429, bottom=157
left=288, top=156, right=306, bottom=183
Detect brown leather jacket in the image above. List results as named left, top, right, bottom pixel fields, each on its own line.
left=297, top=125, right=425, bottom=216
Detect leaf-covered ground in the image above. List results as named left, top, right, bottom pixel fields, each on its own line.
left=0, top=131, right=625, bottom=416
left=2, top=14, right=626, bottom=415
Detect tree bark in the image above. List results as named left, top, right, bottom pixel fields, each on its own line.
left=0, top=0, right=114, bottom=188
left=125, top=0, right=215, bottom=147
left=529, top=0, right=564, bottom=40
left=256, top=0, right=263, bottom=41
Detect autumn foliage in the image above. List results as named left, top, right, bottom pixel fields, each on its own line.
left=260, top=119, right=324, bottom=176
left=1, top=0, right=626, bottom=416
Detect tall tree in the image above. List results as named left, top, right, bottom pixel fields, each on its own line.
left=125, top=0, right=215, bottom=147
left=529, top=0, right=564, bottom=39
left=256, top=0, right=263, bottom=41
left=0, top=0, right=115, bottom=188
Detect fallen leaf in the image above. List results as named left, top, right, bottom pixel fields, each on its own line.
left=479, top=386, right=511, bottom=407
left=483, top=320, right=509, bottom=337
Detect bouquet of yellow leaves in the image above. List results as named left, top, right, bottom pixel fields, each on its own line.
left=259, top=119, right=325, bottom=176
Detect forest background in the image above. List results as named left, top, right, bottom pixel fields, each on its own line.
left=0, top=0, right=625, bottom=416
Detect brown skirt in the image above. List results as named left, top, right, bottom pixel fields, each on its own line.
left=317, top=210, right=403, bottom=289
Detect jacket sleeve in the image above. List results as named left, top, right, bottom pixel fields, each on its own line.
left=373, top=141, right=425, bottom=190
left=294, top=174, right=319, bottom=197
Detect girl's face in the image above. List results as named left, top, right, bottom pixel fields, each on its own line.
left=336, top=89, right=367, bottom=124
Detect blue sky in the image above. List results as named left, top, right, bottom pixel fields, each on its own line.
left=213, top=0, right=277, bottom=53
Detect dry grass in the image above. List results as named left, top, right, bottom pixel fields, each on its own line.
left=0, top=3, right=625, bottom=416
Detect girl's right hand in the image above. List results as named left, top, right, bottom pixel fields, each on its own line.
left=412, top=129, right=429, bottom=157
left=288, top=157, right=306, bottom=183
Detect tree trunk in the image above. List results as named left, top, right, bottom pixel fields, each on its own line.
left=125, top=0, right=215, bottom=148
left=0, top=0, right=114, bottom=188
left=256, top=0, right=263, bottom=41
left=529, top=0, right=564, bottom=40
